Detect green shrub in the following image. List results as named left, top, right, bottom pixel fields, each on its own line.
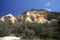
left=0, top=19, right=59, bottom=40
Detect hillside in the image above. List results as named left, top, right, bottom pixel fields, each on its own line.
left=0, top=9, right=60, bottom=40
left=0, top=9, right=60, bottom=23
left=17, top=9, right=60, bottom=23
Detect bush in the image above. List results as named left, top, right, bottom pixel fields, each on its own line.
left=13, top=22, right=58, bottom=40
left=0, top=19, right=59, bottom=40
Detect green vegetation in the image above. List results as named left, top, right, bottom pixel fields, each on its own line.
left=0, top=20, right=60, bottom=40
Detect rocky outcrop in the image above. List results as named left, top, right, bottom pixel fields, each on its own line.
left=17, top=9, right=51, bottom=23
left=0, top=9, right=58, bottom=24
left=0, top=14, right=17, bottom=23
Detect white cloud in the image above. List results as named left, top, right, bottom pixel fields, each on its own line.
left=47, top=9, right=51, bottom=11
left=46, top=3, right=51, bottom=7
left=45, top=2, right=52, bottom=11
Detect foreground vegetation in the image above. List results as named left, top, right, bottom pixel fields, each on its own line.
left=0, top=20, right=60, bottom=40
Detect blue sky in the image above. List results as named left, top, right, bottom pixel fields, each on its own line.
left=0, top=0, right=60, bottom=17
